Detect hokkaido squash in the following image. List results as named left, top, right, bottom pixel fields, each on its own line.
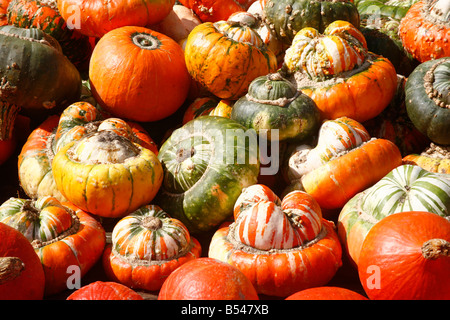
left=67, top=281, right=144, bottom=300
left=286, top=286, right=368, bottom=300
left=178, top=0, right=254, bottom=22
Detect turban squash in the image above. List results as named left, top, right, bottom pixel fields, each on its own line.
left=209, top=184, right=342, bottom=297
left=338, top=164, right=450, bottom=266
left=283, top=20, right=398, bottom=123
left=184, top=18, right=277, bottom=100
left=403, top=143, right=450, bottom=174
left=0, top=196, right=105, bottom=296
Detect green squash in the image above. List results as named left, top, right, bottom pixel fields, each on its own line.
left=405, top=57, right=450, bottom=145
left=263, top=0, right=360, bottom=44
left=0, top=25, right=81, bottom=117
left=231, top=73, right=320, bottom=142
left=355, top=0, right=419, bottom=20
left=156, top=116, right=260, bottom=233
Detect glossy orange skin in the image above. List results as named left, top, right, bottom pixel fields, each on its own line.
left=67, top=281, right=143, bottom=300
left=358, top=211, right=450, bottom=300
left=56, top=0, right=175, bottom=38
left=179, top=0, right=254, bottom=22
left=158, top=258, right=259, bottom=300
left=0, top=222, right=45, bottom=300
left=89, top=26, right=190, bottom=122
left=286, top=286, right=368, bottom=300
left=399, top=1, right=450, bottom=63
left=301, top=138, right=403, bottom=210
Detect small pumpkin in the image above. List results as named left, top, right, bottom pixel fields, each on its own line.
left=0, top=196, right=106, bottom=296
left=358, top=211, right=450, bottom=300
left=67, top=281, right=144, bottom=300
left=56, top=0, right=175, bottom=38
left=338, top=164, right=450, bottom=266
left=404, top=57, right=450, bottom=146
left=52, top=129, right=163, bottom=219
left=184, top=19, right=277, bottom=100
left=89, top=26, right=190, bottom=122
left=403, top=143, right=450, bottom=175
left=398, top=0, right=450, bottom=63
left=283, top=20, right=398, bottom=123
left=103, top=204, right=202, bottom=292
left=156, top=116, right=260, bottom=233
left=286, top=286, right=368, bottom=300
left=0, top=222, right=45, bottom=300
left=158, top=257, right=259, bottom=300
left=231, top=72, right=321, bottom=142
left=209, top=184, right=342, bottom=297
left=263, top=0, right=360, bottom=44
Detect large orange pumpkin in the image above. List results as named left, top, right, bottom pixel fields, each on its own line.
left=56, top=0, right=175, bottom=38
left=89, top=26, right=190, bottom=122
left=179, top=0, right=255, bottom=22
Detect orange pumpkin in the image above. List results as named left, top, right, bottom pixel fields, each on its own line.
left=56, top=0, right=175, bottom=38
left=283, top=20, right=398, bottom=123
left=399, top=0, right=450, bottom=63
left=286, top=286, right=368, bottom=300
left=179, top=0, right=255, bottom=22
left=67, top=281, right=144, bottom=300
left=89, top=26, right=190, bottom=122
left=184, top=19, right=277, bottom=100
left=0, top=0, right=11, bottom=26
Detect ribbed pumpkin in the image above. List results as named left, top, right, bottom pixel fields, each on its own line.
left=403, top=143, right=450, bottom=174
left=56, top=0, right=175, bottom=38
left=231, top=72, right=321, bottom=142
left=0, top=196, right=106, bottom=296
left=52, top=128, right=163, bottom=219
left=338, top=164, right=450, bottom=266
left=405, top=57, right=450, bottom=146
left=209, top=184, right=342, bottom=297
left=18, top=102, right=158, bottom=202
left=67, top=281, right=143, bottom=300
left=102, top=204, right=202, bottom=292
left=184, top=19, right=277, bottom=100
left=285, top=117, right=403, bottom=211
left=0, top=222, right=45, bottom=300
left=358, top=211, right=450, bottom=300
left=263, top=0, right=360, bottom=44
left=0, top=25, right=81, bottom=117
left=158, top=257, right=259, bottom=300
left=398, top=0, right=450, bottom=63
left=6, top=0, right=93, bottom=71
left=156, top=116, right=260, bottom=233
left=89, top=26, right=190, bottom=122
left=283, top=20, right=398, bottom=123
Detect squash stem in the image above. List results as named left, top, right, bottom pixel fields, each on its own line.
left=421, top=238, right=450, bottom=260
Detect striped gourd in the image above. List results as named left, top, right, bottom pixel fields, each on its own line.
left=338, top=164, right=450, bottom=266
left=103, top=204, right=202, bottom=291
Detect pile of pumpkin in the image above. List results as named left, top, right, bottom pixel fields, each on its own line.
left=0, top=0, right=449, bottom=300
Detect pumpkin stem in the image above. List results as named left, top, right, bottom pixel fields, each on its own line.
left=0, top=257, right=25, bottom=285
left=176, top=147, right=195, bottom=163
left=22, top=200, right=40, bottom=221
left=142, top=216, right=162, bottom=231
left=132, top=33, right=160, bottom=51
left=421, top=238, right=450, bottom=260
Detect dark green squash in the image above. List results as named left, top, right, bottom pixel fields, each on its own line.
left=263, top=0, right=360, bottom=44
left=231, top=73, right=320, bottom=142
left=156, top=116, right=260, bottom=233
left=405, top=57, right=450, bottom=146
left=0, top=25, right=81, bottom=117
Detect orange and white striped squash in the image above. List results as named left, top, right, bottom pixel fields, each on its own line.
left=102, top=204, right=202, bottom=291
left=209, top=184, right=342, bottom=297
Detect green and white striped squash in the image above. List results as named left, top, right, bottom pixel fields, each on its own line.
left=337, top=164, right=450, bottom=266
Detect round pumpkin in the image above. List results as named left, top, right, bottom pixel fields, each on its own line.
left=0, top=197, right=106, bottom=296
left=231, top=72, right=321, bottom=142
left=283, top=20, right=398, bottom=123
left=89, top=26, right=190, bottom=122
left=405, top=57, right=450, bottom=146
left=286, top=286, right=368, bottom=300
left=403, top=143, right=450, bottom=174
left=179, top=0, right=253, bottom=22
left=102, top=204, right=202, bottom=292
left=209, top=184, right=343, bottom=297
left=338, top=164, right=450, bottom=266
left=358, top=211, right=450, bottom=300
left=398, top=0, right=450, bottom=63
left=158, top=257, right=259, bottom=300
left=56, top=0, right=175, bottom=38
left=67, top=281, right=143, bottom=300
left=156, top=116, right=260, bottom=233
left=184, top=19, right=277, bottom=100
left=0, top=222, right=45, bottom=300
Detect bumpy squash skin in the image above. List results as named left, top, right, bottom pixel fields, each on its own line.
left=405, top=57, right=450, bottom=146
